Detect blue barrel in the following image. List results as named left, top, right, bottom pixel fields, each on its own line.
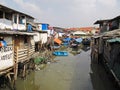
left=42, top=24, right=48, bottom=30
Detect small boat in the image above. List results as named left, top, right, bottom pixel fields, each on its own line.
left=52, top=45, right=60, bottom=50
left=53, top=51, right=68, bottom=56
left=70, top=43, right=78, bottom=48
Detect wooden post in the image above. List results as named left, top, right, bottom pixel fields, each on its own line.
left=28, top=43, right=30, bottom=60
left=22, top=65, right=26, bottom=78
left=14, top=47, right=18, bottom=80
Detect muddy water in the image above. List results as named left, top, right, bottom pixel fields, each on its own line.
left=2, top=46, right=119, bottom=90
left=15, top=49, right=92, bottom=90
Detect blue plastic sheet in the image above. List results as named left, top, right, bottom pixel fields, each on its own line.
left=75, top=38, right=83, bottom=43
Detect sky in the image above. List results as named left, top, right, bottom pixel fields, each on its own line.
left=0, top=0, right=120, bottom=28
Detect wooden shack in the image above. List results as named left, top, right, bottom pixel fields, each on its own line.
left=92, top=15, right=120, bottom=85
left=0, top=4, right=36, bottom=88
left=92, top=28, right=120, bottom=85
left=91, top=35, right=101, bottom=63
left=101, top=29, right=120, bottom=84
left=0, top=30, right=35, bottom=88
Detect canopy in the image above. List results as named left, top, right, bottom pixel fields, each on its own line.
left=107, top=38, right=120, bottom=43
left=75, top=38, right=83, bottom=43
left=54, top=38, right=62, bottom=45
left=63, top=38, right=71, bottom=42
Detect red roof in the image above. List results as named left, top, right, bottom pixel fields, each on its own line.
left=66, top=27, right=96, bottom=32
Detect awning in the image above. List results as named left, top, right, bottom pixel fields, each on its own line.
left=73, top=31, right=87, bottom=35
left=107, top=38, right=120, bottom=43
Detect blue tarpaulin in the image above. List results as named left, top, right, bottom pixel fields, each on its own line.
left=63, top=38, right=71, bottom=46
left=63, top=38, right=71, bottom=42
left=74, top=38, right=83, bottom=43
left=27, top=24, right=32, bottom=32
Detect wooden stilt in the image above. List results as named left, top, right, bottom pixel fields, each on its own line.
left=22, top=64, right=26, bottom=78
left=5, top=72, right=15, bottom=90
left=14, top=47, right=18, bottom=80
left=14, top=63, right=18, bottom=80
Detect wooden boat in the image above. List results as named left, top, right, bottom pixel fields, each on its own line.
left=70, top=43, right=78, bottom=48
left=52, top=45, right=60, bottom=50
left=53, top=51, right=68, bottom=56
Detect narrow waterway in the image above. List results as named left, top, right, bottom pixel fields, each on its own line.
left=1, top=46, right=119, bottom=90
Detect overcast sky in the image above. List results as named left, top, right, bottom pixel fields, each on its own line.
left=0, top=0, right=120, bottom=28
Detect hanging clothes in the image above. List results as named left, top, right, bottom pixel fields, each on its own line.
left=0, top=40, right=7, bottom=47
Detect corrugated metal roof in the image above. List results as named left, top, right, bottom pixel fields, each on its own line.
left=107, top=38, right=120, bottom=43
left=103, top=29, right=120, bottom=37
left=94, top=19, right=111, bottom=24
left=0, top=30, right=36, bottom=36
left=0, top=4, right=34, bottom=19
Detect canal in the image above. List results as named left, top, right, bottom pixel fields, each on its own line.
left=1, top=46, right=119, bottom=90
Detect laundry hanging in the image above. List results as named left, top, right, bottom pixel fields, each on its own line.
left=0, top=40, right=7, bottom=47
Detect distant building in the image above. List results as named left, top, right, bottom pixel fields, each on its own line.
left=66, top=27, right=99, bottom=35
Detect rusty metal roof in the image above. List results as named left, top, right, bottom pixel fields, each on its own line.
left=94, top=19, right=111, bottom=24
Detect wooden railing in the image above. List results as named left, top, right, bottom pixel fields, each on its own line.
left=14, top=45, right=35, bottom=63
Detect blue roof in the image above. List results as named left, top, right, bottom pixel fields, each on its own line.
left=75, top=38, right=83, bottom=43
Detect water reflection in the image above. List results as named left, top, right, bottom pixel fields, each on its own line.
left=69, top=44, right=90, bottom=55
left=69, top=48, right=81, bottom=56
left=70, top=50, right=93, bottom=90
left=81, top=45, right=90, bottom=52
left=15, top=72, right=40, bottom=90
left=90, top=62, right=119, bottom=90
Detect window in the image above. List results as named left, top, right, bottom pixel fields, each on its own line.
left=19, top=16, right=25, bottom=24
left=14, top=14, right=17, bottom=24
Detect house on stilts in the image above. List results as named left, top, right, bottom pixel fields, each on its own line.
left=0, top=4, right=36, bottom=89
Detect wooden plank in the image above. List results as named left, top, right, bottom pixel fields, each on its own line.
left=18, top=56, right=28, bottom=60
left=18, top=51, right=28, bottom=55
left=18, top=49, right=28, bottom=51
left=0, top=67, right=13, bottom=75
left=18, top=54, right=27, bottom=58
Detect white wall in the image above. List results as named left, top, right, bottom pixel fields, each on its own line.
left=12, top=23, right=26, bottom=30
left=0, top=19, right=12, bottom=29
left=33, top=32, right=40, bottom=42
left=39, top=33, right=48, bottom=44
left=33, top=32, right=48, bottom=44
left=0, top=36, right=14, bottom=71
